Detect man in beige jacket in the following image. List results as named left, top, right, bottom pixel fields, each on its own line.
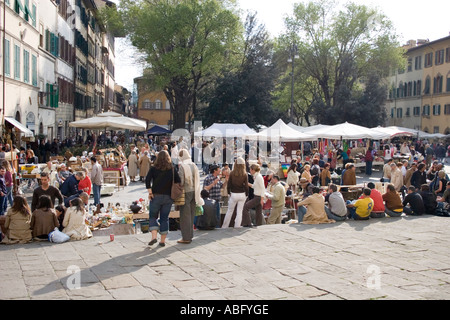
left=297, top=187, right=335, bottom=224
left=266, top=176, right=286, bottom=224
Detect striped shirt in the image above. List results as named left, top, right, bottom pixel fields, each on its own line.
left=203, top=174, right=224, bottom=201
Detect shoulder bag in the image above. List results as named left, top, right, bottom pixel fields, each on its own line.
left=171, top=167, right=185, bottom=206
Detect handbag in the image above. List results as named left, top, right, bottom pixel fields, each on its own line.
left=171, top=167, right=185, bottom=206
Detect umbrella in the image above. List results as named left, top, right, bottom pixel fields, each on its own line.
left=69, top=115, right=147, bottom=131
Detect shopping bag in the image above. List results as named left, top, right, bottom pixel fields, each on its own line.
left=48, top=227, right=70, bottom=243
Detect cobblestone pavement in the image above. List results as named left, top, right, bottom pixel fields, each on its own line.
left=1, top=165, right=449, bottom=300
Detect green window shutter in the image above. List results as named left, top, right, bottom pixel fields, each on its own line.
left=45, top=29, right=50, bottom=51
left=14, top=45, right=20, bottom=80
left=32, top=4, right=36, bottom=27
left=46, top=83, right=50, bottom=106
left=31, top=55, right=37, bottom=86
left=4, top=39, right=10, bottom=76
left=14, top=0, right=25, bottom=14
left=23, top=50, right=29, bottom=83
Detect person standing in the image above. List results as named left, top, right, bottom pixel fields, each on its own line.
left=146, top=150, right=181, bottom=247
left=90, top=157, right=103, bottom=207
left=177, top=149, right=204, bottom=244
left=3, top=161, right=14, bottom=209
left=203, top=165, right=226, bottom=227
left=0, top=166, right=8, bottom=217
left=222, top=157, right=249, bottom=228
left=266, top=175, right=286, bottom=224
left=128, top=150, right=139, bottom=182
left=242, top=164, right=265, bottom=227
left=139, top=151, right=151, bottom=182
left=364, top=146, right=375, bottom=176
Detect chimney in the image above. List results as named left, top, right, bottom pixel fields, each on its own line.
left=417, top=39, right=429, bottom=46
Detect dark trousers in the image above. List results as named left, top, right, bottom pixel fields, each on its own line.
left=242, top=196, right=263, bottom=226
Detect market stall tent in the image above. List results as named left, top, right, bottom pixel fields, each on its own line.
left=147, top=125, right=172, bottom=135
left=245, top=119, right=315, bottom=142
left=194, top=123, right=256, bottom=138
left=304, top=121, right=387, bottom=140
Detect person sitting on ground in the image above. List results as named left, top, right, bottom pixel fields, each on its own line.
left=62, top=197, right=92, bottom=241
left=402, top=186, right=425, bottom=216
left=55, top=205, right=66, bottom=232
left=346, top=188, right=373, bottom=220
left=299, top=177, right=314, bottom=200
left=410, top=163, right=427, bottom=190
left=418, top=184, right=437, bottom=215
left=30, top=195, right=60, bottom=240
left=31, top=172, right=64, bottom=212
left=195, top=190, right=219, bottom=230
left=60, top=171, right=85, bottom=207
left=382, top=184, right=404, bottom=217
left=366, top=182, right=386, bottom=218
left=1, top=195, right=33, bottom=244
left=324, top=184, right=348, bottom=221
left=297, top=187, right=335, bottom=224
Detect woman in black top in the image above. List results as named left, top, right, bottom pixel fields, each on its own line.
left=146, top=150, right=180, bottom=247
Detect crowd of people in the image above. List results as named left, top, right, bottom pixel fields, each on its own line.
left=0, top=135, right=449, bottom=246
left=0, top=153, right=103, bottom=244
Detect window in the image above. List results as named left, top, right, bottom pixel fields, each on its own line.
left=446, top=47, right=450, bottom=63
left=31, top=55, right=37, bottom=86
left=417, top=80, right=422, bottom=95
left=142, top=99, right=151, bottom=109
left=423, top=105, right=430, bottom=116
left=406, top=107, right=411, bottom=117
left=424, top=77, right=431, bottom=94
left=31, top=3, right=36, bottom=27
left=435, top=49, right=444, bottom=65
left=155, top=100, right=162, bottom=109
left=415, top=55, right=422, bottom=70
left=447, top=75, right=450, bottom=92
left=424, top=52, right=433, bottom=68
left=23, top=49, right=29, bottom=83
left=396, top=108, right=403, bottom=118
left=444, top=104, right=450, bottom=115
left=413, top=106, right=421, bottom=116
left=407, top=58, right=412, bottom=72
left=433, top=104, right=441, bottom=116
left=14, top=44, right=20, bottom=80
left=390, top=108, right=394, bottom=118
left=4, top=39, right=10, bottom=76
left=433, top=126, right=439, bottom=134
left=434, top=74, right=443, bottom=94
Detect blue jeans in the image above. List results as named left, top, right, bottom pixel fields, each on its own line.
left=324, top=206, right=347, bottom=221
left=149, top=194, right=173, bottom=235
left=0, top=195, right=6, bottom=216
left=93, top=184, right=101, bottom=205
left=6, top=186, right=13, bottom=208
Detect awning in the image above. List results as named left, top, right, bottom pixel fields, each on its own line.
left=5, top=117, right=34, bottom=137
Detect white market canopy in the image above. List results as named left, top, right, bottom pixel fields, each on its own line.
left=69, top=112, right=147, bottom=132
left=304, top=121, right=387, bottom=140
left=245, top=119, right=315, bottom=142
left=194, top=123, right=256, bottom=138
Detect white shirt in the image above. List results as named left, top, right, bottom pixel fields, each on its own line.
left=252, top=173, right=265, bottom=197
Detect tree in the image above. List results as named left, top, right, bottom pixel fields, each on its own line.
left=277, top=0, right=405, bottom=126
left=200, top=12, right=284, bottom=129
left=104, top=0, right=242, bottom=129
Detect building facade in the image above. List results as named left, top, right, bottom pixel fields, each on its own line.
left=1, top=0, right=40, bottom=141
left=385, top=36, right=450, bottom=135
left=1, top=0, right=121, bottom=147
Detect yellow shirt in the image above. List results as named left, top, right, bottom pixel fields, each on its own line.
left=353, top=197, right=374, bottom=218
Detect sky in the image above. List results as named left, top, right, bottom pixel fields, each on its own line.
left=114, top=0, right=450, bottom=91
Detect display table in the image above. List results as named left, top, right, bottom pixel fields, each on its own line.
left=103, top=164, right=128, bottom=189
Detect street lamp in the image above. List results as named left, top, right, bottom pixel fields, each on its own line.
left=288, top=44, right=299, bottom=124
